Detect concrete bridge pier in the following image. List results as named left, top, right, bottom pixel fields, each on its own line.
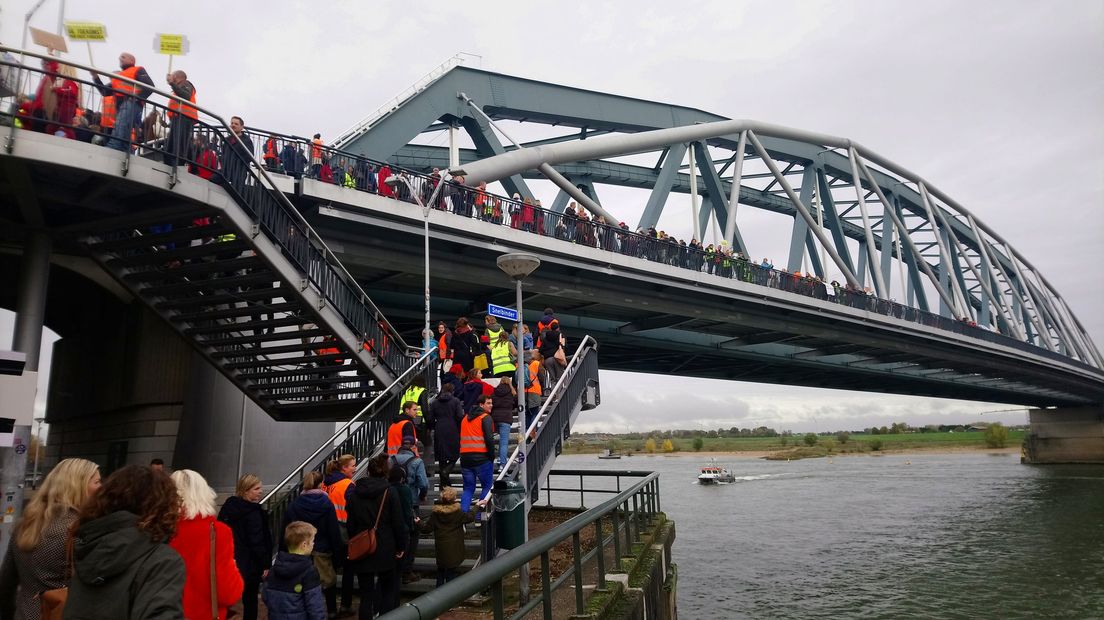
left=1022, top=407, right=1104, bottom=464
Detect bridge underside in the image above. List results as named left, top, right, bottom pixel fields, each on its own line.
left=288, top=183, right=1102, bottom=408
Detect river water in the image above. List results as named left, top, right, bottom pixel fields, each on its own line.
left=551, top=452, right=1104, bottom=618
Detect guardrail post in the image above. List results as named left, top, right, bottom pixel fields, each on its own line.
left=595, top=517, right=608, bottom=592
left=540, top=551, right=553, bottom=619
left=632, top=494, right=641, bottom=541
left=572, top=531, right=585, bottom=615
left=491, top=579, right=505, bottom=620
left=611, top=509, right=622, bottom=566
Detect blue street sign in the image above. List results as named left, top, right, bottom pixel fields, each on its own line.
left=487, top=303, right=519, bottom=322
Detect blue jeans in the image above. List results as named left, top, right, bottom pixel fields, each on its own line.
left=496, top=422, right=512, bottom=467
left=107, top=98, right=141, bottom=152
left=461, top=460, right=493, bottom=512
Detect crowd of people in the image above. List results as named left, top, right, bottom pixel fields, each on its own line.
left=0, top=308, right=568, bottom=619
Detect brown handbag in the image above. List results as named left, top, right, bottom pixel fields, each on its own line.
left=347, top=488, right=388, bottom=561
left=39, top=536, right=73, bottom=620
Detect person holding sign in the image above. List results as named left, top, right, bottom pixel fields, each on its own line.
left=91, top=52, right=154, bottom=152
left=164, top=70, right=197, bottom=167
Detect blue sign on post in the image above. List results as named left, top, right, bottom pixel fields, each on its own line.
left=487, top=303, right=519, bottom=322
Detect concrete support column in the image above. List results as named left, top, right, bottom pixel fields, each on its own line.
left=1023, top=407, right=1104, bottom=464
left=12, top=231, right=51, bottom=371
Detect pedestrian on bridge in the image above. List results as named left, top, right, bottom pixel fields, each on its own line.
left=164, top=70, right=197, bottom=168
left=91, top=52, right=154, bottom=152
left=430, top=382, right=465, bottom=490
left=459, top=395, right=496, bottom=512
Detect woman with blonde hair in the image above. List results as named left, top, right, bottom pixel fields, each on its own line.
left=169, top=470, right=244, bottom=620
left=0, top=458, right=100, bottom=619
left=217, top=473, right=273, bottom=620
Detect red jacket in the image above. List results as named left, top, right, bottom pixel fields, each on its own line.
left=378, top=165, right=393, bottom=197
left=169, top=516, right=245, bottom=620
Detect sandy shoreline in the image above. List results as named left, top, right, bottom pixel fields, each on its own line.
left=574, top=446, right=1021, bottom=460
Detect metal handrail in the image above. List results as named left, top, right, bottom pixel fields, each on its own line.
left=259, top=349, right=434, bottom=506
left=0, top=46, right=416, bottom=368
left=332, top=54, right=469, bottom=148
left=382, top=470, right=661, bottom=620
left=484, top=334, right=598, bottom=502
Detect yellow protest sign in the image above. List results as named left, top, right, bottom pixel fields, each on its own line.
left=65, top=22, right=107, bottom=41
left=156, top=33, right=188, bottom=55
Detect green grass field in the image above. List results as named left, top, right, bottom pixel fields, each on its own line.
left=564, top=430, right=1026, bottom=455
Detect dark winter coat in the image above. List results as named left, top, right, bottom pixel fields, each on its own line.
left=281, top=490, right=343, bottom=555
left=461, top=379, right=493, bottom=415
left=439, top=369, right=465, bottom=397
left=450, top=328, right=481, bottom=371
left=458, top=411, right=495, bottom=469
left=431, top=391, right=465, bottom=463
left=261, top=552, right=326, bottom=620
left=420, top=500, right=475, bottom=570
left=491, top=383, right=518, bottom=426
left=344, top=477, right=407, bottom=574
left=64, top=511, right=185, bottom=620
left=538, top=327, right=563, bottom=360
left=217, top=496, right=273, bottom=582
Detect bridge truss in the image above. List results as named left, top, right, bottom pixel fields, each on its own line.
left=335, top=65, right=1100, bottom=370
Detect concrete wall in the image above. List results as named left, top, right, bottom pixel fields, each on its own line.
left=45, top=302, right=336, bottom=490
left=1023, top=406, right=1104, bottom=464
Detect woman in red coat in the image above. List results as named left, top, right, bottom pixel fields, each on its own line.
left=170, top=470, right=245, bottom=620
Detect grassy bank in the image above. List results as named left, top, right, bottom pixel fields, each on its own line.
left=564, top=431, right=1026, bottom=458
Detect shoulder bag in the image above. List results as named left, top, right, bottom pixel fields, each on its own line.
left=347, top=488, right=388, bottom=561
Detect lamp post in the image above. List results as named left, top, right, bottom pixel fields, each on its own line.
left=495, top=252, right=540, bottom=603
left=386, top=174, right=450, bottom=362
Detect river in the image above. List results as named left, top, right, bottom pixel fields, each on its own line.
left=550, top=452, right=1104, bottom=618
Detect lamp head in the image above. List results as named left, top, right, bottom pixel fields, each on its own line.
left=497, top=253, right=541, bottom=280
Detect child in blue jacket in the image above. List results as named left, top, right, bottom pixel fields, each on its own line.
left=263, top=521, right=326, bottom=620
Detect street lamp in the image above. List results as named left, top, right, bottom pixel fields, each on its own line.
left=496, top=252, right=540, bottom=603
left=385, top=174, right=450, bottom=361
left=31, top=417, right=44, bottom=489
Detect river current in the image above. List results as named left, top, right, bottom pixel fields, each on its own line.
left=551, top=452, right=1104, bottom=619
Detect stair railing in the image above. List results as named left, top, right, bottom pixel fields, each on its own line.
left=260, top=350, right=434, bottom=530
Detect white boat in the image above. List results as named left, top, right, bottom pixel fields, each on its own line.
left=698, top=462, right=735, bottom=484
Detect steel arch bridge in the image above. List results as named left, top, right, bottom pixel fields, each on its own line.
left=334, top=64, right=1100, bottom=371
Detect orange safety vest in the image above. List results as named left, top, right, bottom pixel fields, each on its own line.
left=526, top=360, right=542, bottom=395
left=535, top=318, right=558, bottom=348
left=168, top=84, right=198, bottom=120
left=311, top=138, right=323, bottom=160
left=437, top=333, right=451, bottom=359
left=323, top=476, right=353, bottom=523
left=101, top=65, right=142, bottom=129
left=459, top=413, right=489, bottom=455
left=316, top=337, right=344, bottom=364
left=264, top=138, right=278, bottom=162
left=386, top=419, right=418, bottom=457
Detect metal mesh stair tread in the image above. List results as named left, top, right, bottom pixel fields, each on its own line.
left=122, top=256, right=264, bottom=281
left=154, top=286, right=288, bottom=309
left=169, top=301, right=300, bottom=323
left=105, top=239, right=251, bottom=267
left=139, top=272, right=284, bottom=297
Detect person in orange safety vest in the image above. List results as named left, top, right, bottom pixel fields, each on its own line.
left=387, top=401, right=420, bottom=457
left=458, top=395, right=495, bottom=512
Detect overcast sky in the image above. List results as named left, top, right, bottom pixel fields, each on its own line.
left=2, top=0, right=1101, bottom=433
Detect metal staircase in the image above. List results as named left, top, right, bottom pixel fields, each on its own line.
left=0, top=47, right=418, bottom=422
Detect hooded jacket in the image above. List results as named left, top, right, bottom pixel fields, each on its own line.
left=430, top=390, right=465, bottom=463
left=344, top=477, right=407, bottom=574
left=491, top=382, right=518, bottom=426
left=461, top=379, right=493, bottom=415
left=64, top=510, right=185, bottom=620
left=261, top=552, right=326, bottom=620
left=217, top=496, right=273, bottom=582
left=420, top=500, right=475, bottom=570
left=281, top=490, right=343, bottom=556
left=449, top=326, right=481, bottom=371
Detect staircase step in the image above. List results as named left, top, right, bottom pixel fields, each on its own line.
left=105, top=239, right=251, bottom=267
left=417, top=538, right=482, bottom=554
left=139, top=272, right=281, bottom=298
left=223, top=353, right=341, bottom=369
left=267, top=398, right=377, bottom=421
left=267, top=385, right=380, bottom=399
left=170, top=301, right=301, bottom=323
left=185, top=315, right=311, bottom=336
left=247, top=375, right=367, bottom=390
left=410, top=557, right=477, bottom=573
left=88, top=225, right=236, bottom=252
left=122, top=256, right=263, bottom=282
left=154, top=286, right=289, bottom=310
left=236, top=365, right=350, bottom=381
left=200, top=327, right=328, bottom=347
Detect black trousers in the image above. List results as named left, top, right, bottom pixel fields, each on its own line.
left=357, top=570, right=397, bottom=619
left=241, top=577, right=260, bottom=620
left=164, top=115, right=194, bottom=167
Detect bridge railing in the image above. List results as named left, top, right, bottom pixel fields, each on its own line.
left=236, top=129, right=1094, bottom=370
left=0, top=48, right=416, bottom=378
left=381, top=469, right=662, bottom=620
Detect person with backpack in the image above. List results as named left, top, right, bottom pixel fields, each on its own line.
left=387, top=440, right=425, bottom=585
